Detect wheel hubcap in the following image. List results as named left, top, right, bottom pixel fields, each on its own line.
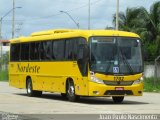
left=27, top=82, right=31, bottom=93
left=68, top=83, right=74, bottom=96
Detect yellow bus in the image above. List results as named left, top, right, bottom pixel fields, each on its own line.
left=9, top=29, right=144, bottom=103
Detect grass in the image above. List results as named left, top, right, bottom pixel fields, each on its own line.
left=0, top=70, right=8, bottom=81
left=144, top=77, right=160, bottom=93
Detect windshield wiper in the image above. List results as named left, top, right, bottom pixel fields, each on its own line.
left=105, top=61, right=112, bottom=74
left=95, top=71, right=114, bottom=75
left=119, top=48, right=134, bottom=74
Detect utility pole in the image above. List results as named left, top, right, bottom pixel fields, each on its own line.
left=88, top=0, right=91, bottom=30
left=0, top=18, right=2, bottom=61
left=0, top=0, right=21, bottom=70
left=12, top=0, right=15, bottom=38
left=0, top=18, right=2, bottom=39
left=0, top=18, right=3, bottom=70
left=116, top=0, right=119, bottom=30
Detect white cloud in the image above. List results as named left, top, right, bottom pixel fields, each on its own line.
left=0, top=0, right=159, bottom=39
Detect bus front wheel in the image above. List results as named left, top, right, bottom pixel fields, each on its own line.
left=61, top=93, right=67, bottom=99
left=112, top=96, right=124, bottom=103
left=66, top=80, right=79, bottom=102
left=26, top=78, right=42, bottom=97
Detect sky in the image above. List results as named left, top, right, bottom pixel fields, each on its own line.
left=0, top=0, right=159, bottom=39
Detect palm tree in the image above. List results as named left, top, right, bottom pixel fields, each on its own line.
left=112, top=1, right=160, bottom=60
left=137, top=1, right=160, bottom=60
left=112, top=7, right=147, bottom=32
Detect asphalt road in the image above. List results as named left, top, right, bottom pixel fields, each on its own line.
left=0, top=81, right=160, bottom=120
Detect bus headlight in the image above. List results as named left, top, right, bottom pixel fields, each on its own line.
left=133, top=77, right=143, bottom=85
left=91, top=74, right=104, bottom=84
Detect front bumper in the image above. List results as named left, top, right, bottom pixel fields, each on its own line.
left=88, top=81, right=144, bottom=96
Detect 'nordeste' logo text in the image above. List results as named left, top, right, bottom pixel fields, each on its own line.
left=17, top=63, right=40, bottom=73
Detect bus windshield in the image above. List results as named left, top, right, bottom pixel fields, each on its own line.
left=89, top=36, right=143, bottom=75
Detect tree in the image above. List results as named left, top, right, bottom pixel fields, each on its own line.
left=0, top=52, right=9, bottom=71
left=112, top=7, right=147, bottom=32
left=144, top=1, right=160, bottom=58
left=112, top=1, right=160, bottom=61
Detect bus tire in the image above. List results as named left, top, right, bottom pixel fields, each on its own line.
left=34, top=91, right=42, bottom=97
left=112, top=96, right=124, bottom=103
left=26, top=78, right=42, bottom=97
left=61, top=93, right=67, bottom=99
left=66, top=80, right=79, bottom=102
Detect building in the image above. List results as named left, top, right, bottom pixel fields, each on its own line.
left=0, top=40, right=10, bottom=57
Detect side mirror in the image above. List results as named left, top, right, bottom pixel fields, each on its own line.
left=77, top=44, right=89, bottom=60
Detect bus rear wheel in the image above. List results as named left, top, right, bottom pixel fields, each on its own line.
left=112, top=96, right=124, bottom=103
left=26, top=78, right=42, bottom=97
left=66, top=80, right=79, bottom=102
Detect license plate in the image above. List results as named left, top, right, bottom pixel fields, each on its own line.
left=115, top=87, right=124, bottom=90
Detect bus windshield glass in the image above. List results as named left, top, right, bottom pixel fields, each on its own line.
left=89, top=36, right=143, bottom=75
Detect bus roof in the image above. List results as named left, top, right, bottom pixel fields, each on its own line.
left=10, top=29, right=140, bottom=43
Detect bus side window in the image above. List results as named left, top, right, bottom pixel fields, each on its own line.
left=74, top=38, right=87, bottom=60
left=52, top=41, right=55, bottom=60
left=10, top=44, right=20, bottom=61
left=21, top=43, right=29, bottom=61
left=65, top=38, right=87, bottom=61
left=72, top=39, right=78, bottom=60
left=52, top=41, right=58, bottom=60
left=65, top=39, right=74, bottom=60
left=30, top=42, right=41, bottom=61
left=40, top=41, right=46, bottom=60
left=35, top=42, right=40, bottom=60
left=45, top=41, right=52, bottom=60
left=75, top=37, right=88, bottom=76
left=52, top=40, right=65, bottom=61
left=30, top=42, right=35, bottom=60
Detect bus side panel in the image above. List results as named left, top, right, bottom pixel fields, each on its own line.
left=32, top=62, right=88, bottom=95
left=19, top=74, right=27, bottom=88
left=9, top=62, right=24, bottom=89
left=9, top=61, right=89, bottom=96
left=9, top=74, right=20, bottom=88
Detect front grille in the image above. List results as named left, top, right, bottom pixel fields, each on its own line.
left=104, top=90, right=133, bottom=95
left=103, top=80, right=133, bottom=86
